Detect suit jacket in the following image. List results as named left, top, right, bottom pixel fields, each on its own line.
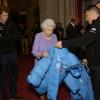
left=66, top=23, right=77, bottom=39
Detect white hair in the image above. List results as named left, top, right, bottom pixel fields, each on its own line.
left=41, top=18, right=56, bottom=29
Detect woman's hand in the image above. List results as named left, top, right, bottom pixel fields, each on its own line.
left=42, top=51, right=48, bottom=57
left=37, top=52, right=43, bottom=58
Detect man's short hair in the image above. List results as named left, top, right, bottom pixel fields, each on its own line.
left=0, top=6, right=9, bottom=14
left=84, top=5, right=100, bottom=15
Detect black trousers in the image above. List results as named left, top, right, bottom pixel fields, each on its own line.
left=0, top=53, right=18, bottom=99
left=90, top=66, right=100, bottom=100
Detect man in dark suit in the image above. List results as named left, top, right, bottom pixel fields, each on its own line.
left=66, top=17, right=78, bottom=39
left=65, top=17, right=82, bottom=58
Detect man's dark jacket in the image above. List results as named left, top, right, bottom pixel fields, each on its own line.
left=62, top=17, right=100, bottom=66
left=66, top=23, right=77, bottom=39
left=0, top=21, right=20, bottom=54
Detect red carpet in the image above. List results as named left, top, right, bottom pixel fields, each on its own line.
left=0, top=55, right=71, bottom=100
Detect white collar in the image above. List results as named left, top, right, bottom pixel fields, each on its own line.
left=70, top=22, right=75, bottom=27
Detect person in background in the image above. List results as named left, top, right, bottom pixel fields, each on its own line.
left=65, top=17, right=83, bottom=58
left=18, top=22, right=29, bottom=56
left=75, top=17, right=84, bottom=36
left=55, top=5, right=100, bottom=100
left=65, top=17, right=78, bottom=39
left=31, top=18, right=57, bottom=100
left=0, top=6, right=20, bottom=100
